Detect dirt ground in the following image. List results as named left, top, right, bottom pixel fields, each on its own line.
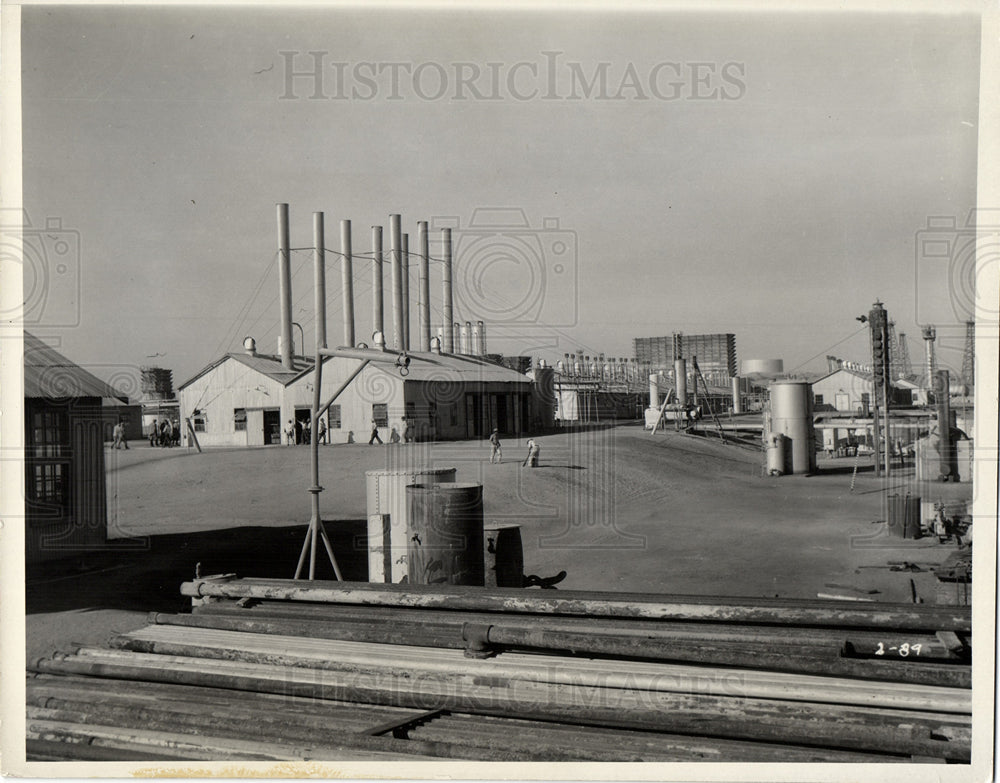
left=26, top=424, right=973, bottom=660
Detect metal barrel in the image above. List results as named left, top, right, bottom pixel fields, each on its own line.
left=406, top=483, right=485, bottom=586
left=365, top=468, right=457, bottom=584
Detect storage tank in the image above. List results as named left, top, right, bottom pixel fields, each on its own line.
left=768, top=380, right=816, bottom=474
left=674, top=358, right=687, bottom=406
left=742, top=359, right=784, bottom=381
left=649, top=373, right=659, bottom=409
left=365, top=467, right=457, bottom=583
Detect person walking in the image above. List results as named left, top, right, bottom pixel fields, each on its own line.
left=285, top=419, right=296, bottom=446
left=523, top=439, right=540, bottom=468
left=303, top=418, right=311, bottom=445
left=149, top=419, right=158, bottom=447
left=368, top=418, right=383, bottom=445
left=317, top=417, right=327, bottom=445
left=112, top=420, right=129, bottom=450
left=402, top=417, right=413, bottom=444
left=160, top=419, right=172, bottom=448
left=489, top=428, right=502, bottom=464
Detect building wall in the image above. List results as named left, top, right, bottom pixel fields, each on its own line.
left=811, top=371, right=872, bottom=413
left=25, top=397, right=108, bottom=566
left=178, top=358, right=286, bottom=447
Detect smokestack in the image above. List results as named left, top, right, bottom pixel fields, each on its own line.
left=418, top=221, right=431, bottom=352
left=731, top=376, right=742, bottom=414
left=472, top=321, right=482, bottom=356
left=453, top=323, right=461, bottom=354
left=276, top=203, right=294, bottom=370
left=340, top=220, right=355, bottom=347
left=372, top=225, right=383, bottom=338
left=401, top=233, right=410, bottom=350
left=934, top=369, right=953, bottom=480
left=477, top=321, right=486, bottom=355
left=313, top=212, right=327, bottom=351
left=390, top=214, right=403, bottom=350
left=460, top=321, right=471, bottom=355
left=441, top=228, right=454, bottom=353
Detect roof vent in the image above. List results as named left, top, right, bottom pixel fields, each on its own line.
left=430, top=336, right=442, bottom=355
left=243, top=336, right=257, bottom=357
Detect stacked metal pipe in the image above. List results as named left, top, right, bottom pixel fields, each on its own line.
left=27, top=578, right=972, bottom=762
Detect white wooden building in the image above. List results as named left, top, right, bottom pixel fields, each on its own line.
left=178, top=346, right=533, bottom=448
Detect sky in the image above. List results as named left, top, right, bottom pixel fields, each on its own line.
left=18, top=4, right=982, bottom=388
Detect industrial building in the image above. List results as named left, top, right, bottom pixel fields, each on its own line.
left=23, top=332, right=122, bottom=565
left=633, top=333, right=737, bottom=385
left=178, top=341, right=533, bottom=447
left=177, top=206, right=538, bottom=447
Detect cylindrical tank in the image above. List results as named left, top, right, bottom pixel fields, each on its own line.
left=649, top=373, right=659, bottom=409
left=406, top=482, right=484, bottom=586
left=472, top=321, right=482, bottom=356
left=766, top=432, right=785, bottom=475
left=731, top=376, right=743, bottom=414
left=742, top=359, right=784, bottom=379
left=769, top=380, right=816, bottom=474
left=365, top=467, right=457, bottom=583
left=674, top=359, right=687, bottom=406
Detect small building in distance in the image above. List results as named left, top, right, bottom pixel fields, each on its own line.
left=23, top=332, right=124, bottom=566
left=177, top=339, right=533, bottom=448
left=810, top=367, right=914, bottom=413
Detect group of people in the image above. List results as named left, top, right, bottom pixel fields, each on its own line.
left=149, top=419, right=180, bottom=447
left=368, top=417, right=413, bottom=445
left=489, top=429, right=540, bottom=467
left=286, top=417, right=328, bottom=446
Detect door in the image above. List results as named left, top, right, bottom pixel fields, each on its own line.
left=835, top=393, right=850, bottom=411
left=263, top=409, right=281, bottom=445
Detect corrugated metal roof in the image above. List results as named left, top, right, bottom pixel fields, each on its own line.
left=180, top=350, right=530, bottom=391
left=23, top=332, right=129, bottom=401
left=178, top=352, right=315, bottom=391
left=372, top=351, right=531, bottom=384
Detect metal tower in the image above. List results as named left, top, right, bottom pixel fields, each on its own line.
left=961, top=320, right=975, bottom=393
left=897, top=333, right=913, bottom=380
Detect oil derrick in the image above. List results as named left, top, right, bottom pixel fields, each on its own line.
left=961, top=320, right=975, bottom=393
left=897, top=332, right=913, bottom=380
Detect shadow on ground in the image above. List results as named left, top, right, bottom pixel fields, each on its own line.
left=26, top=521, right=369, bottom=616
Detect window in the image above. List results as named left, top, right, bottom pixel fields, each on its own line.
left=814, top=395, right=824, bottom=407
left=329, top=404, right=342, bottom=429
left=193, top=409, right=206, bottom=432
left=30, top=410, right=67, bottom=459
left=234, top=408, right=247, bottom=432
left=25, top=407, right=71, bottom=522
left=405, top=402, right=416, bottom=420
left=449, top=403, right=458, bottom=427
left=372, top=403, right=388, bottom=428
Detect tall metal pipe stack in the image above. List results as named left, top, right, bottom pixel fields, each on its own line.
left=453, top=323, right=461, bottom=355
left=340, top=220, right=355, bottom=348
left=731, top=376, right=742, bottom=414
left=922, top=325, right=937, bottom=388
left=935, top=369, right=954, bottom=480
left=417, top=222, right=431, bottom=352
left=371, top=226, right=384, bottom=339
left=476, top=321, right=486, bottom=356
left=389, top=214, right=404, bottom=350
left=460, top=322, right=471, bottom=355
left=313, top=213, right=326, bottom=351
left=674, top=358, right=687, bottom=406
left=649, top=374, right=659, bottom=409
left=402, top=233, right=410, bottom=350
left=441, top=228, right=454, bottom=353
left=276, top=203, right=294, bottom=370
